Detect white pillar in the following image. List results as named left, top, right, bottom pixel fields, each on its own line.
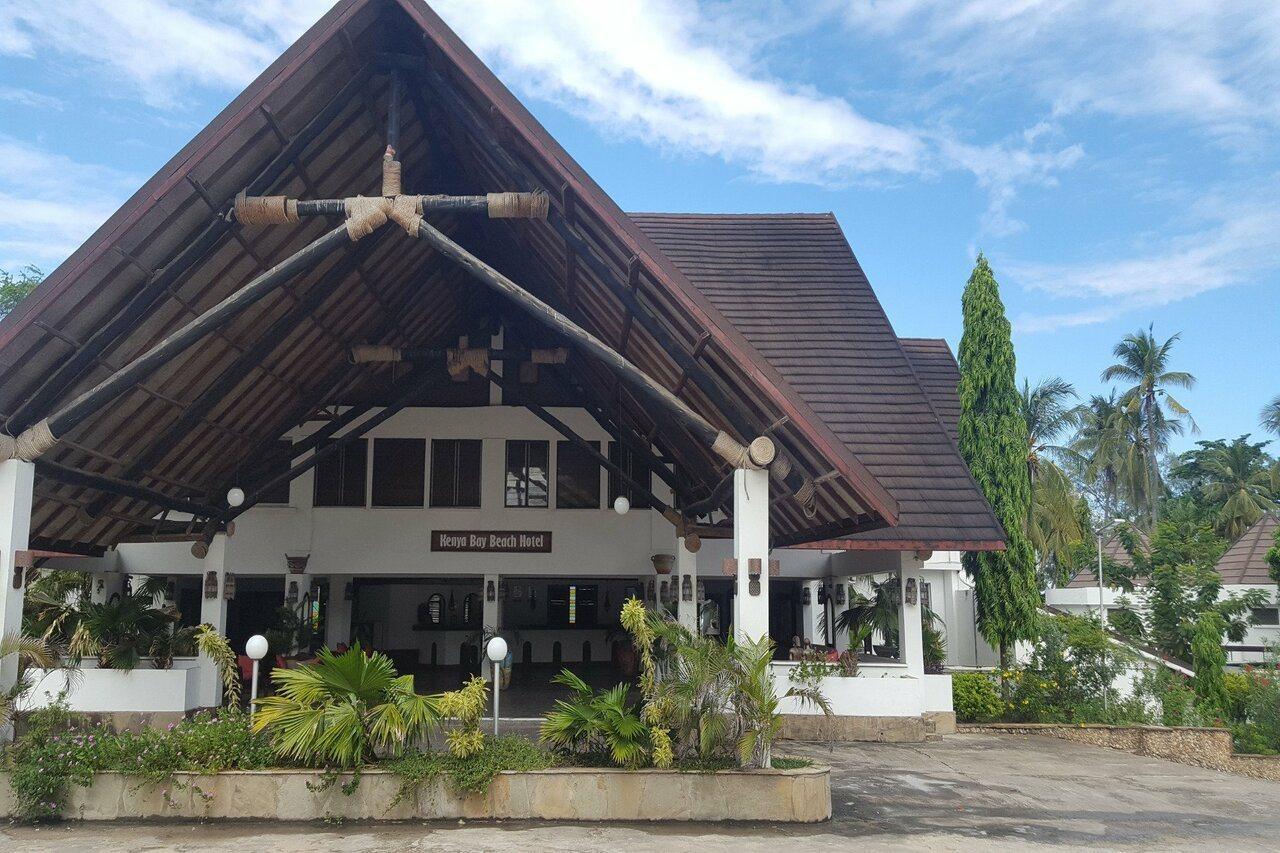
left=89, top=571, right=126, bottom=604
left=898, top=553, right=925, bottom=678
left=0, top=460, right=34, bottom=692
left=197, top=534, right=230, bottom=707
left=325, top=575, right=353, bottom=648
left=800, top=580, right=822, bottom=647
left=676, top=537, right=698, bottom=631
left=732, top=467, right=770, bottom=643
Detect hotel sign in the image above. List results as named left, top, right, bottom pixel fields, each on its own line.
left=431, top=530, right=552, bottom=553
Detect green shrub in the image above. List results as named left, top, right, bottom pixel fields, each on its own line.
left=385, top=734, right=553, bottom=806
left=437, top=676, right=488, bottom=758
left=253, top=643, right=441, bottom=768
left=540, top=669, right=650, bottom=768
left=6, top=704, right=273, bottom=821
left=1232, top=665, right=1280, bottom=754
left=952, top=672, right=1002, bottom=722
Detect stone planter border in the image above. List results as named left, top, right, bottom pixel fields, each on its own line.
left=0, top=765, right=832, bottom=823
left=960, top=722, right=1280, bottom=782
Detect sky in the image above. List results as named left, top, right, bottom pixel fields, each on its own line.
left=0, top=0, right=1277, bottom=451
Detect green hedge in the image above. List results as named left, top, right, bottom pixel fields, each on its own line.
left=953, top=672, right=1002, bottom=722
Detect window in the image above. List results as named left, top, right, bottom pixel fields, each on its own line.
left=258, top=440, right=294, bottom=505
left=313, top=439, right=367, bottom=507
left=556, top=440, right=601, bottom=508
left=548, top=584, right=597, bottom=627
left=1251, top=606, right=1279, bottom=626
left=608, top=442, right=652, bottom=510
left=430, top=439, right=482, bottom=508
left=372, top=438, right=425, bottom=507
left=505, top=440, right=549, bottom=507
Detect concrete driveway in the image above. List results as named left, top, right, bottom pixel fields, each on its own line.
left=4, top=733, right=1278, bottom=851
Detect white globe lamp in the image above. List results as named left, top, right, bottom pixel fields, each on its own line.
left=613, top=495, right=630, bottom=515
left=226, top=487, right=245, bottom=508
left=245, top=634, right=268, bottom=721
left=486, top=636, right=509, bottom=735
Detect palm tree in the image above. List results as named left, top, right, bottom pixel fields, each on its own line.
left=1069, top=391, right=1148, bottom=520
left=1019, top=377, right=1080, bottom=481
left=0, top=633, right=64, bottom=728
left=1198, top=440, right=1278, bottom=539
left=1028, top=463, right=1088, bottom=582
left=1101, top=326, right=1196, bottom=525
left=1263, top=396, right=1280, bottom=437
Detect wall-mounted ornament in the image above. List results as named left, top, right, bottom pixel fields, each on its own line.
left=96, top=577, right=105, bottom=594
left=696, top=580, right=705, bottom=602
left=203, top=570, right=219, bottom=600
left=223, top=572, right=237, bottom=601
left=285, top=580, right=298, bottom=605
left=835, top=583, right=846, bottom=606
left=647, top=579, right=656, bottom=602
left=285, top=552, right=309, bottom=574
left=651, top=553, right=675, bottom=575
left=905, top=576, right=918, bottom=606
left=681, top=575, right=693, bottom=602
left=817, top=584, right=828, bottom=605
left=749, top=577, right=761, bottom=596
left=801, top=586, right=811, bottom=606
left=659, top=579, right=669, bottom=603
left=486, top=580, right=496, bottom=602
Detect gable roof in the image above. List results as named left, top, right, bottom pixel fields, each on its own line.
left=899, top=338, right=961, bottom=443
left=630, top=213, right=1005, bottom=551
left=1215, top=514, right=1279, bottom=586
left=1064, top=534, right=1144, bottom=588
left=0, top=0, right=899, bottom=552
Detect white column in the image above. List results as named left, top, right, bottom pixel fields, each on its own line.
left=898, top=553, right=925, bottom=678
left=0, top=460, right=34, bottom=692
left=197, top=534, right=230, bottom=707
left=732, top=467, right=770, bottom=643
left=676, top=537, right=698, bottom=631
left=89, top=571, right=126, bottom=604
left=325, top=575, right=353, bottom=648
left=800, top=580, right=823, bottom=647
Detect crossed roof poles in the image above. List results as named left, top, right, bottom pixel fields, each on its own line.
left=0, top=69, right=780, bottom=555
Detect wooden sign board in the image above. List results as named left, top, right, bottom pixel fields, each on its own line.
left=431, top=530, right=552, bottom=553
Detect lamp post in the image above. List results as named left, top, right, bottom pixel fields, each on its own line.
left=245, top=634, right=268, bottom=723
left=486, top=636, right=508, bottom=736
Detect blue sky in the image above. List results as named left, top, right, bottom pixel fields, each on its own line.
left=1, top=0, right=1277, bottom=451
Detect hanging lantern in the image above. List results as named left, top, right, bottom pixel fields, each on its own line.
left=647, top=579, right=656, bottom=602
left=905, top=576, right=918, bottom=606
left=817, top=584, right=828, bottom=605
left=801, top=586, right=811, bottom=606
left=285, top=580, right=299, bottom=605
left=203, top=570, right=219, bottom=600
left=651, top=553, right=675, bottom=575
left=659, top=579, right=669, bottom=603
left=696, top=580, right=705, bottom=602
left=835, top=583, right=846, bottom=605
left=486, top=580, right=496, bottom=602
left=681, top=575, right=693, bottom=602
left=223, top=572, right=237, bottom=601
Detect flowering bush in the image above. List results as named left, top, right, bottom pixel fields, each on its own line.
left=6, top=703, right=273, bottom=821
left=952, top=672, right=1002, bottom=722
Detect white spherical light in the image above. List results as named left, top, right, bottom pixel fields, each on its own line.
left=226, top=487, right=246, bottom=508
left=613, top=495, right=630, bottom=515
left=245, top=634, right=269, bottom=660
left=486, top=636, right=508, bottom=663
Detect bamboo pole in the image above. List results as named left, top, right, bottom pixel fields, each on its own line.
left=34, top=460, right=221, bottom=519
left=399, top=216, right=771, bottom=470
left=3, top=223, right=361, bottom=463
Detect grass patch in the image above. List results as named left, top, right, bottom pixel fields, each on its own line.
left=770, top=757, right=813, bottom=770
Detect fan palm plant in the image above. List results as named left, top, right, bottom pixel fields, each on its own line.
left=252, top=643, right=441, bottom=768
left=69, top=587, right=178, bottom=670
left=539, top=669, right=651, bottom=767
left=1101, top=326, right=1197, bottom=525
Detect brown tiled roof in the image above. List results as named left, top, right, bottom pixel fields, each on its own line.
left=1065, top=535, right=1143, bottom=588
left=899, top=338, right=961, bottom=443
left=1215, top=514, right=1279, bottom=586
left=629, top=213, right=1005, bottom=551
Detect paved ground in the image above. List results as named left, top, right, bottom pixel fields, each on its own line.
left=3, top=733, right=1278, bottom=851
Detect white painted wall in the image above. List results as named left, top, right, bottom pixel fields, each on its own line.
left=21, top=660, right=200, bottom=714
left=772, top=661, right=922, bottom=717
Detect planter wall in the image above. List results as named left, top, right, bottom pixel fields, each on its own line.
left=0, top=766, right=831, bottom=823
left=961, top=723, right=1280, bottom=782
left=19, top=662, right=200, bottom=718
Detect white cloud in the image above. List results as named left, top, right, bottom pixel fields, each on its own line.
left=1009, top=197, right=1280, bottom=332
left=0, top=86, right=63, bottom=110
left=0, top=137, right=139, bottom=270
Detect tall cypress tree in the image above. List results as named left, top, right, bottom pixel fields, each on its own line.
left=957, top=254, right=1040, bottom=667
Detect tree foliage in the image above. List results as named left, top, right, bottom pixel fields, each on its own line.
left=957, top=255, right=1039, bottom=661
left=0, top=265, right=40, bottom=317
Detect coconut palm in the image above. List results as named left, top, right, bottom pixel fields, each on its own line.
left=1101, top=326, right=1197, bottom=525
left=1263, top=396, right=1280, bottom=437
left=253, top=643, right=441, bottom=768
left=1069, top=391, right=1147, bottom=520
left=1029, top=463, right=1089, bottom=581
left=1019, top=376, right=1080, bottom=481
left=1198, top=441, right=1278, bottom=539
